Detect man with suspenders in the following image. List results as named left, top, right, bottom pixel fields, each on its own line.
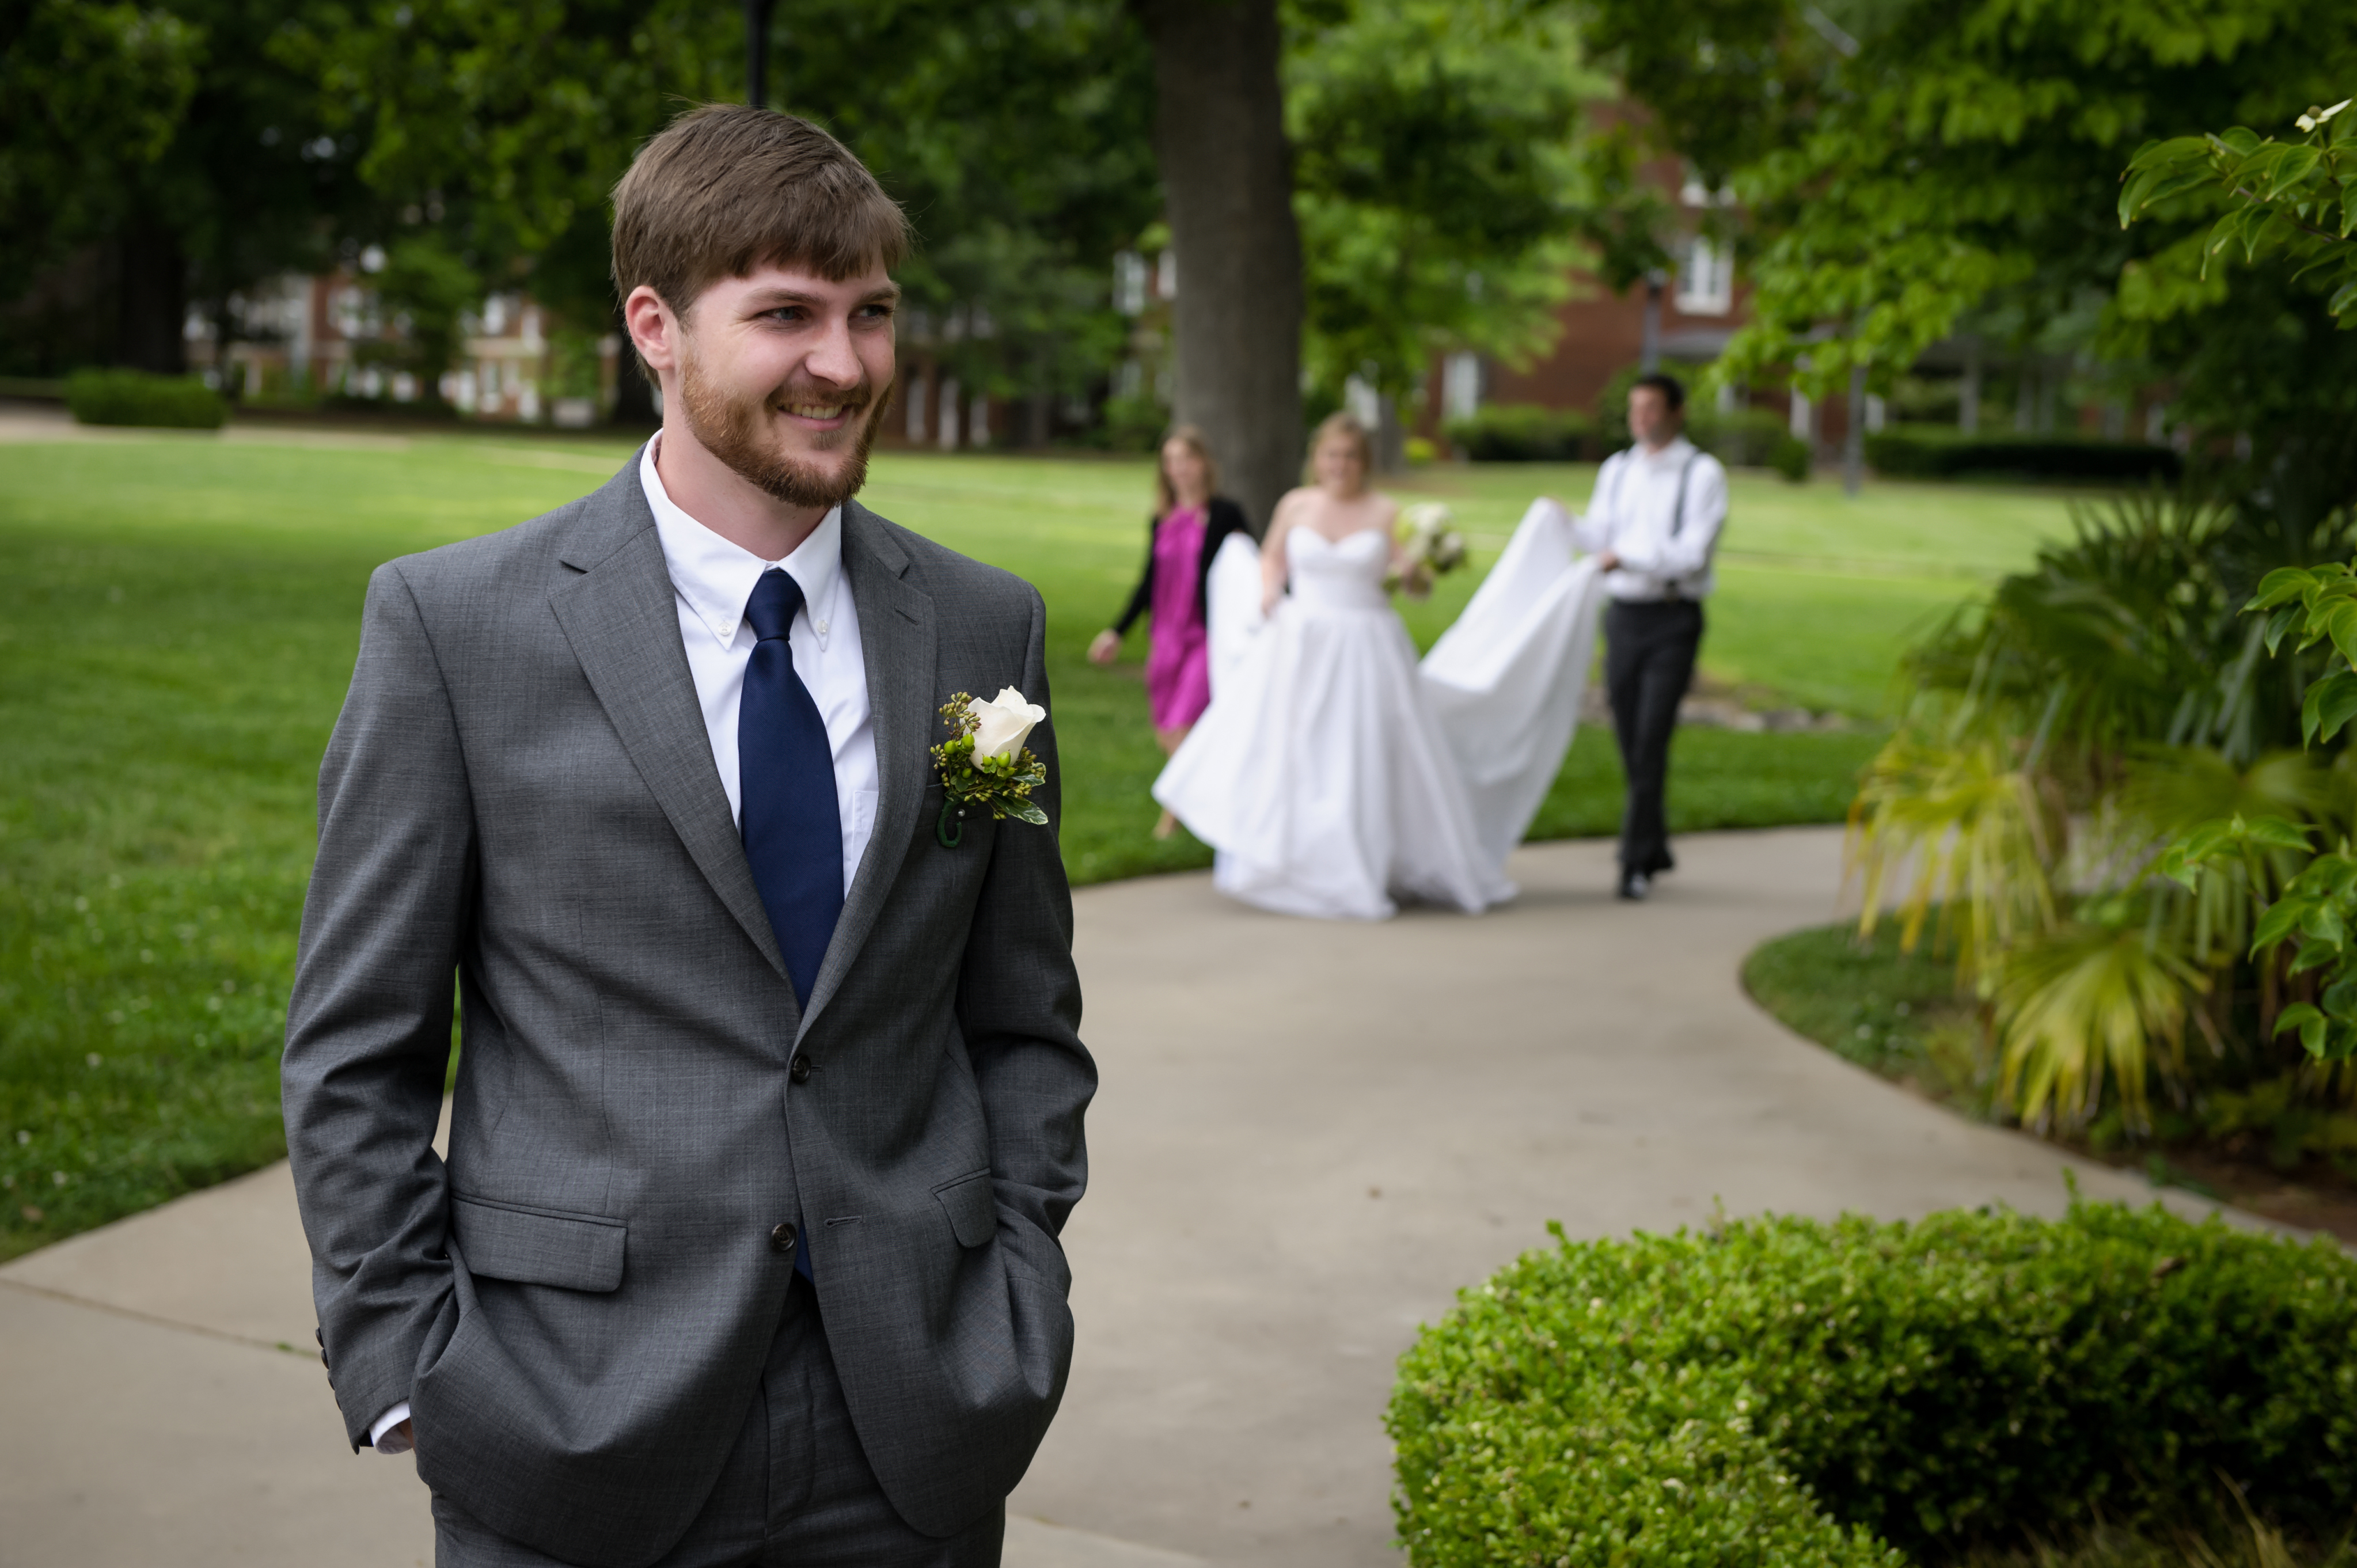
left=1573, top=372, right=1731, bottom=901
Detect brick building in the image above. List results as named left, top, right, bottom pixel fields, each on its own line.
left=184, top=257, right=621, bottom=428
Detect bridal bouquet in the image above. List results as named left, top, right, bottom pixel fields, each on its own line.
left=1391, top=502, right=1468, bottom=597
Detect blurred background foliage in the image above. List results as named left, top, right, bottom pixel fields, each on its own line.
left=1849, top=483, right=2357, bottom=1157
left=1540, top=0, right=2357, bottom=1167
left=1572, top=0, right=2357, bottom=522
left=0, top=0, right=1669, bottom=442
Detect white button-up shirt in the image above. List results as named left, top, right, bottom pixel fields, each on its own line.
left=637, top=436, right=880, bottom=893
left=1572, top=436, right=1729, bottom=601
left=368, top=438, right=880, bottom=1456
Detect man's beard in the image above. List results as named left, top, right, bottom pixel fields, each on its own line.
left=677, top=352, right=891, bottom=510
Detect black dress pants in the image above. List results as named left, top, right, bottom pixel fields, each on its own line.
left=430, top=1274, right=1004, bottom=1568
left=1604, top=598, right=1703, bottom=876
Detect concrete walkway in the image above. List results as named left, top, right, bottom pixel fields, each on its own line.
left=0, top=828, right=2215, bottom=1567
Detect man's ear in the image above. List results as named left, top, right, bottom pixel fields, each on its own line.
left=623, top=284, right=681, bottom=378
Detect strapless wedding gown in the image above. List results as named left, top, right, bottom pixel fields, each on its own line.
left=1152, top=501, right=1606, bottom=920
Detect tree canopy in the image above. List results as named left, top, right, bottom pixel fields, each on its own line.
left=2, top=0, right=363, bottom=373
left=1287, top=2, right=1589, bottom=412
left=7, top=0, right=1671, bottom=450
left=1577, top=0, right=2357, bottom=425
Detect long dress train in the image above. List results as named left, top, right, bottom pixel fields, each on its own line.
left=1152, top=499, right=1604, bottom=920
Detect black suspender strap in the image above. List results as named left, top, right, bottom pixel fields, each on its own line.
left=1604, top=446, right=1704, bottom=597
left=1608, top=447, right=1699, bottom=537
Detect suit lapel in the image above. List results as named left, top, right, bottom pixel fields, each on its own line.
left=799, top=499, right=934, bottom=1034
left=546, top=464, right=792, bottom=988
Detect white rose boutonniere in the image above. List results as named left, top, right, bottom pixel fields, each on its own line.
left=970, top=686, right=1045, bottom=761
left=931, top=688, right=1050, bottom=846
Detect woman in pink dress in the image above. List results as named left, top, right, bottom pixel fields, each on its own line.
left=1090, top=426, right=1253, bottom=837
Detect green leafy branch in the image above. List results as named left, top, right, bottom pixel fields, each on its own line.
left=2162, top=816, right=2357, bottom=1061
left=2120, top=98, right=2357, bottom=323
left=2250, top=564, right=2357, bottom=744
left=2156, top=558, right=2357, bottom=1062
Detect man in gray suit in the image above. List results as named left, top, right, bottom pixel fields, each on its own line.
left=282, top=105, right=1092, bottom=1568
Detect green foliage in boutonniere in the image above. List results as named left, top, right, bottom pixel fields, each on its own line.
left=932, top=688, right=1049, bottom=847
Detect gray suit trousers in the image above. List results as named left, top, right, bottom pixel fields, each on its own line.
left=431, top=1277, right=1003, bottom=1568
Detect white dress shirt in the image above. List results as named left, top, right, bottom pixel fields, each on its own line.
left=1571, top=435, right=1729, bottom=601
left=637, top=436, right=880, bottom=888
left=368, top=438, right=880, bottom=1455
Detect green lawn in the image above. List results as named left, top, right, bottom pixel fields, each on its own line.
left=1741, top=919, right=1985, bottom=1098
left=0, top=430, right=2075, bottom=1259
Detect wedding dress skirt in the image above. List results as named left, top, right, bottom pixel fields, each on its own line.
left=1421, top=498, right=1608, bottom=868
left=1152, top=500, right=1605, bottom=920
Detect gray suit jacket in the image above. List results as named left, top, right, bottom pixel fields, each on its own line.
left=282, top=460, right=1092, bottom=1567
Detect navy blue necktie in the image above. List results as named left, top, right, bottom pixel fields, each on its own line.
left=739, top=569, right=844, bottom=1010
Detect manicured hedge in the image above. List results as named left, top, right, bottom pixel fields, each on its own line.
left=1390, top=1199, right=2357, bottom=1566
left=1447, top=403, right=1597, bottom=462
left=1448, top=403, right=1810, bottom=479
left=1690, top=408, right=1812, bottom=482
left=66, top=369, right=227, bottom=430
left=1863, top=426, right=2181, bottom=483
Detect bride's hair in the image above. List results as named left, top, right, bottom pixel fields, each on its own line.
left=1155, top=424, right=1220, bottom=517
left=1307, top=412, right=1373, bottom=479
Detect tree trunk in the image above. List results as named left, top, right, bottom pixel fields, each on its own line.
left=116, top=222, right=187, bottom=375
left=1375, top=391, right=1405, bottom=472
left=1134, top=0, right=1302, bottom=536
left=745, top=0, right=777, bottom=108
left=1027, top=345, right=1053, bottom=448
left=1959, top=336, right=1982, bottom=435
left=1842, top=361, right=1867, bottom=496
left=609, top=301, right=658, bottom=428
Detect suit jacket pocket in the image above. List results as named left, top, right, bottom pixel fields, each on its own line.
left=932, top=1171, right=996, bottom=1249
left=450, top=1194, right=627, bottom=1292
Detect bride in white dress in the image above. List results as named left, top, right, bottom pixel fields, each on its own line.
left=1152, top=413, right=1606, bottom=920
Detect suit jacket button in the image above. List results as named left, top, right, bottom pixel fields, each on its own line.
left=769, top=1222, right=798, bottom=1255
left=790, top=1054, right=813, bottom=1084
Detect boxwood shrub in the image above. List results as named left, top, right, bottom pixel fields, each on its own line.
left=1447, top=403, right=1811, bottom=479
left=65, top=368, right=227, bottom=430
left=1689, top=408, right=1812, bottom=482
left=1862, top=426, right=2180, bottom=483
left=1447, top=403, right=1598, bottom=462
left=1389, top=1199, right=2357, bottom=1566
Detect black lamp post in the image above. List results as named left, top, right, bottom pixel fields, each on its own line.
left=746, top=0, right=777, bottom=109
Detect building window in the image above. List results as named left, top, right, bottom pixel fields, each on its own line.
left=1113, top=250, right=1147, bottom=315
left=1442, top=352, right=1483, bottom=422
left=1678, top=176, right=1735, bottom=210
left=1675, top=236, right=1734, bottom=316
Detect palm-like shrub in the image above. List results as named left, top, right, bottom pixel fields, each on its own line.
left=1851, top=485, right=2357, bottom=1140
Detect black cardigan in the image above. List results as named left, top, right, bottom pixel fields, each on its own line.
left=1110, top=496, right=1253, bottom=638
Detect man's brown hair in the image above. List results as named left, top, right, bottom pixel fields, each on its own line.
left=610, top=104, right=910, bottom=316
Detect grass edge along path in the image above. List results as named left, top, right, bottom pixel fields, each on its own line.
left=1741, top=920, right=2357, bottom=1244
